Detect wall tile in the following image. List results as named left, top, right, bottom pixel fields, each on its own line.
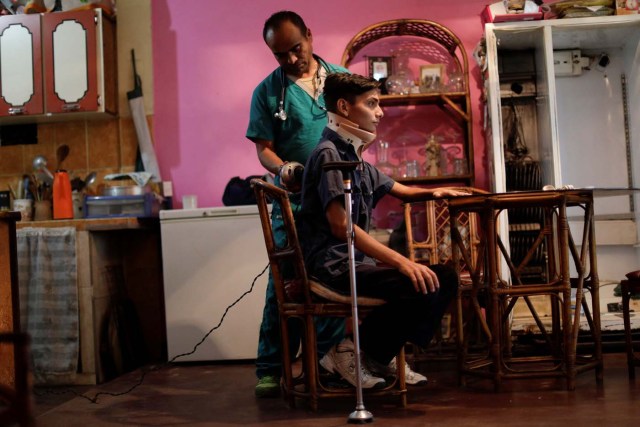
left=88, top=119, right=120, bottom=169
left=0, top=115, right=154, bottom=195
left=55, top=121, right=87, bottom=172
left=0, top=146, right=24, bottom=176
left=119, top=117, right=138, bottom=168
left=25, top=124, right=57, bottom=173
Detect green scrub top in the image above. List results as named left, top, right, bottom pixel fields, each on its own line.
left=246, top=61, right=348, bottom=165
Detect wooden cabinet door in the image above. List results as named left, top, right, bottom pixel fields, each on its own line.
left=42, top=10, right=98, bottom=114
left=0, top=14, right=43, bottom=117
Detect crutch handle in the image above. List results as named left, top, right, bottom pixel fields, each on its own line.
left=322, top=161, right=361, bottom=174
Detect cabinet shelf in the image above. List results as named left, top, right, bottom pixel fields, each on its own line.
left=379, top=92, right=466, bottom=105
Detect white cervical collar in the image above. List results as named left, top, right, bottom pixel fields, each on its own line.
left=326, top=112, right=376, bottom=160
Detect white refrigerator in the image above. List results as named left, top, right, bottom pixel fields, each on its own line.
left=160, top=205, right=270, bottom=362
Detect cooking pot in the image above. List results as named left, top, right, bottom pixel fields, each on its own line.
left=102, top=185, right=148, bottom=197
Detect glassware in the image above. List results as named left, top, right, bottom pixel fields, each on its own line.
left=440, top=145, right=463, bottom=176
left=385, top=50, right=415, bottom=95
left=447, top=72, right=464, bottom=92
left=405, top=160, right=419, bottom=178
left=453, top=158, right=468, bottom=176
left=392, top=140, right=410, bottom=178
left=375, top=140, right=397, bottom=176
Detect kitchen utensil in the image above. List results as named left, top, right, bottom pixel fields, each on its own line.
left=56, top=144, right=70, bottom=171
left=85, top=172, right=97, bottom=187
left=32, top=155, right=54, bottom=181
left=103, top=185, right=147, bottom=197
left=12, top=198, right=33, bottom=222
left=34, top=200, right=52, bottom=221
left=53, top=170, right=73, bottom=219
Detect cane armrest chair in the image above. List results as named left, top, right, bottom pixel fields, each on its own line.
left=251, top=178, right=406, bottom=411
left=621, top=270, right=640, bottom=379
left=403, top=187, right=487, bottom=363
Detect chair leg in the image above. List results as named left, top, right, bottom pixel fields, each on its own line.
left=396, top=347, right=407, bottom=408
left=622, top=281, right=636, bottom=380
left=279, top=315, right=297, bottom=408
left=304, top=314, right=320, bottom=411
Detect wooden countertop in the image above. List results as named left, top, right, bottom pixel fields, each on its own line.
left=15, top=216, right=159, bottom=231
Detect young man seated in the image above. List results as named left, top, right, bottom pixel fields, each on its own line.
left=296, top=72, right=468, bottom=388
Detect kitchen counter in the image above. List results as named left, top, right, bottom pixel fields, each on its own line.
left=15, top=215, right=165, bottom=385
left=15, top=216, right=159, bottom=231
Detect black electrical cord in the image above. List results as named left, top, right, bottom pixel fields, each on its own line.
left=35, top=263, right=270, bottom=404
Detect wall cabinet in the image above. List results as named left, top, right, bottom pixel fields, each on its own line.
left=0, top=8, right=116, bottom=124
left=483, top=15, right=640, bottom=280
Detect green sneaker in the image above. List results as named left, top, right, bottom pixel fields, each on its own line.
left=255, top=375, right=280, bottom=398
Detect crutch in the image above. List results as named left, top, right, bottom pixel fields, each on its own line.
left=323, top=160, right=373, bottom=424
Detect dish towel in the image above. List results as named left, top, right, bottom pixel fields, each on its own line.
left=17, top=226, right=78, bottom=385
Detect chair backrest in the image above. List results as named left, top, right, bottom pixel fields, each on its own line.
left=404, top=187, right=487, bottom=273
left=252, top=178, right=388, bottom=309
left=251, top=178, right=313, bottom=305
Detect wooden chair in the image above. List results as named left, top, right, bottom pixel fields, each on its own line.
left=0, top=333, right=33, bottom=427
left=621, top=270, right=640, bottom=379
left=1, top=211, right=33, bottom=426
left=251, top=179, right=406, bottom=411
left=403, top=188, right=487, bottom=365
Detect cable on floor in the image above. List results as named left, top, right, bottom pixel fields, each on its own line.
left=34, top=263, right=270, bottom=404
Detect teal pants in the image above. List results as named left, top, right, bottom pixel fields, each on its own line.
left=255, top=200, right=345, bottom=379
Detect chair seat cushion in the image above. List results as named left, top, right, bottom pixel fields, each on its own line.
left=309, top=279, right=386, bottom=306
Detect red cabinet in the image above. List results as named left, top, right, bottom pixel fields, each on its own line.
left=0, top=8, right=116, bottom=123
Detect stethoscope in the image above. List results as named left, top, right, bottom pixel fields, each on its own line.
left=274, top=55, right=329, bottom=121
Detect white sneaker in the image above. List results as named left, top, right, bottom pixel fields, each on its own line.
left=388, top=357, right=428, bottom=386
left=319, top=338, right=386, bottom=389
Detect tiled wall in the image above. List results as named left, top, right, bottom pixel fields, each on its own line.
left=0, top=115, right=153, bottom=199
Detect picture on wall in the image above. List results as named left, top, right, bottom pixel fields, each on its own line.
left=368, top=56, right=393, bottom=81
left=419, top=64, right=444, bottom=93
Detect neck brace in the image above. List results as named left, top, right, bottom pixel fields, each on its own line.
left=326, top=112, right=376, bottom=160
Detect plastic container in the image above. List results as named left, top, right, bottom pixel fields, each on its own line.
left=84, top=193, right=160, bottom=218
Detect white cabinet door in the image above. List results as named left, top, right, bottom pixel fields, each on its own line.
left=0, top=14, right=43, bottom=117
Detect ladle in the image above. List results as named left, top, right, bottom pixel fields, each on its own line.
left=32, top=155, right=54, bottom=180
left=84, top=172, right=97, bottom=188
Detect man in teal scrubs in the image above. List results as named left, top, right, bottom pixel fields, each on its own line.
left=245, top=10, right=348, bottom=398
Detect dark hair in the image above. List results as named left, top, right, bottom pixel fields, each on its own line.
left=323, top=73, right=381, bottom=113
left=263, top=11, right=308, bottom=42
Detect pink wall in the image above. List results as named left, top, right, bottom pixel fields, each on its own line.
left=151, top=0, right=491, bottom=208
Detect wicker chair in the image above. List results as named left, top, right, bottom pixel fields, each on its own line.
left=403, top=188, right=487, bottom=369
left=621, top=270, right=640, bottom=379
left=251, top=179, right=406, bottom=411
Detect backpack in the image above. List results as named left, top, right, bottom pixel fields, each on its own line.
left=222, top=174, right=272, bottom=206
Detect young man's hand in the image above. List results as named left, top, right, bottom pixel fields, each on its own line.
left=397, top=260, right=440, bottom=294
left=431, top=187, right=471, bottom=198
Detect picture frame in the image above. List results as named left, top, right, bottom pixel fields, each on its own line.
left=368, top=56, right=393, bottom=81
left=419, top=64, right=444, bottom=92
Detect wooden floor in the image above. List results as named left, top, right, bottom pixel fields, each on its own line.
left=34, top=352, right=639, bottom=426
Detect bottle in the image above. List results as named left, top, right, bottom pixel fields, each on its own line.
left=53, top=170, right=74, bottom=219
